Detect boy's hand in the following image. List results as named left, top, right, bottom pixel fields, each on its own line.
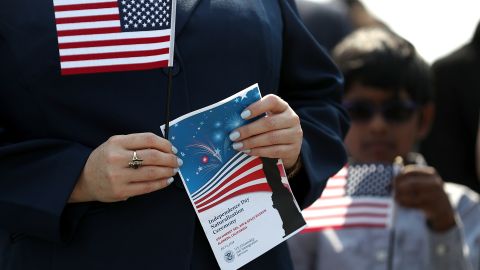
left=394, top=165, right=456, bottom=232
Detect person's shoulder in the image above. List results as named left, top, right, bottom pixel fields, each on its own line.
left=433, top=43, right=479, bottom=73
left=444, top=182, right=480, bottom=215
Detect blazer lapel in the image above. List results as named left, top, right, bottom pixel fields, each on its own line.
left=174, top=0, right=202, bottom=37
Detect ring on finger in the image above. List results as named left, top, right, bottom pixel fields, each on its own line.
left=128, top=151, right=143, bottom=169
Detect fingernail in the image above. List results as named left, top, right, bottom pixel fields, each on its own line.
left=229, top=131, right=240, bottom=141
left=232, top=142, right=243, bottom=150
left=241, top=110, right=251, bottom=119
left=242, top=149, right=251, bottom=154
left=167, top=177, right=174, bottom=185
left=172, top=146, right=178, bottom=154
left=177, top=158, right=183, bottom=167
left=173, top=168, right=179, bottom=174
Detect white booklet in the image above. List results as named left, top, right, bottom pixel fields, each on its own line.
left=161, top=84, right=306, bottom=269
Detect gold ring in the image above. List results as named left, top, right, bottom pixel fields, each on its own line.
left=128, top=151, right=143, bottom=169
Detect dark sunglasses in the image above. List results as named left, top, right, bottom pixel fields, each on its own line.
left=343, top=99, right=418, bottom=123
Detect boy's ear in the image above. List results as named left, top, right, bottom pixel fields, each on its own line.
left=417, top=102, right=435, bottom=140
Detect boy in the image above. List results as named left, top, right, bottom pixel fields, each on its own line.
left=288, top=27, right=480, bottom=270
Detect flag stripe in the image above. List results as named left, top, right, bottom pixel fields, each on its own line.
left=61, top=60, right=168, bottom=75
left=305, top=213, right=388, bottom=221
left=58, top=29, right=170, bottom=43
left=60, top=54, right=169, bottom=68
left=54, top=2, right=118, bottom=12
left=303, top=207, right=389, bottom=218
left=305, top=217, right=388, bottom=227
left=54, top=0, right=117, bottom=5
left=306, top=202, right=390, bottom=210
left=302, top=224, right=386, bottom=233
left=60, top=48, right=169, bottom=61
left=56, top=20, right=120, bottom=31
left=56, top=14, right=120, bottom=24
left=55, top=7, right=119, bottom=19
left=58, top=27, right=121, bottom=37
left=59, top=35, right=170, bottom=49
left=60, top=42, right=169, bottom=56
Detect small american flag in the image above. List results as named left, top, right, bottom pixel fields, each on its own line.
left=53, top=0, right=176, bottom=75
left=302, top=164, right=396, bottom=233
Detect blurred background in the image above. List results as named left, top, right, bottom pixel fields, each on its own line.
left=361, top=0, right=480, bottom=63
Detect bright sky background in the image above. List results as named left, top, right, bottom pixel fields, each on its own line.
left=361, top=0, right=480, bottom=63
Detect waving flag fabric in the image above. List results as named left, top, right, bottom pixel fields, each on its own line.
left=53, top=0, right=176, bottom=75
left=302, top=164, right=396, bottom=233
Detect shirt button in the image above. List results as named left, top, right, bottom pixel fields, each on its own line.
left=436, top=244, right=447, bottom=256
left=375, top=250, right=387, bottom=262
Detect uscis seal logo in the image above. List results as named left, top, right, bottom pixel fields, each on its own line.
left=224, top=250, right=235, bottom=263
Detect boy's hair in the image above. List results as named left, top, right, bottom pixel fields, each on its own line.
left=332, top=27, right=433, bottom=105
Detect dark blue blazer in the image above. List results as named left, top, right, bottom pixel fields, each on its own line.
left=0, top=0, right=348, bottom=269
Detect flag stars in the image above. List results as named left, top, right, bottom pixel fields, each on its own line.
left=120, top=0, right=172, bottom=31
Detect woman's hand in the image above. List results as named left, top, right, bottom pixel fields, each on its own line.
left=228, top=94, right=303, bottom=170
left=394, top=165, right=456, bottom=232
left=69, top=133, right=182, bottom=203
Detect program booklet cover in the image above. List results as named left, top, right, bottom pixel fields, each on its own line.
left=161, top=84, right=306, bottom=269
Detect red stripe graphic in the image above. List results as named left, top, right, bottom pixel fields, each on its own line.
left=61, top=60, right=168, bottom=75
left=197, top=184, right=272, bottom=213
left=57, top=27, right=121, bottom=37
left=59, top=36, right=170, bottom=49
left=60, top=48, right=169, bottom=62
left=56, top=14, right=120, bottom=24
left=54, top=2, right=118, bottom=12
left=195, top=169, right=266, bottom=209
left=194, top=158, right=263, bottom=205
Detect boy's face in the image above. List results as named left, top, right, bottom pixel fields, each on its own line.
left=343, top=82, right=431, bottom=163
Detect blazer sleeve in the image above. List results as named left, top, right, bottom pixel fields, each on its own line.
left=0, top=34, right=92, bottom=243
left=277, top=0, right=349, bottom=209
